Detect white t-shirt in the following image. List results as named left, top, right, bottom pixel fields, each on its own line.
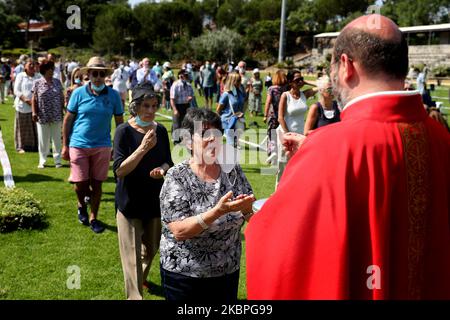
left=14, top=72, right=42, bottom=113
left=111, top=67, right=129, bottom=93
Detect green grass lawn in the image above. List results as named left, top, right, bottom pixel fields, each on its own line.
left=0, top=92, right=276, bottom=300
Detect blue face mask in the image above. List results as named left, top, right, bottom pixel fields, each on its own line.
left=135, top=115, right=152, bottom=127
left=91, top=83, right=105, bottom=92
left=74, top=79, right=81, bottom=84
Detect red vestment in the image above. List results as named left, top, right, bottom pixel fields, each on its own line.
left=246, top=92, right=450, bottom=299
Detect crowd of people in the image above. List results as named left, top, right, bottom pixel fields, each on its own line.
left=1, top=13, right=450, bottom=301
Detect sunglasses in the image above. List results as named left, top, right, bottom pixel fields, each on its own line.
left=293, top=77, right=304, bottom=83
left=91, top=70, right=106, bottom=78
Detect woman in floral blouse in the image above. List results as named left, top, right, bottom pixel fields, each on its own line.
left=159, top=108, right=255, bottom=302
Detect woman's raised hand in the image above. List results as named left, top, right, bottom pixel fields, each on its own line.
left=215, top=191, right=256, bottom=216
left=139, top=129, right=157, bottom=153
left=282, top=132, right=306, bottom=160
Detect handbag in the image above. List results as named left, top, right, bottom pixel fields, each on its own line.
left=228, top=93, right=245, bottom=123
left=222, top=92, right=244, bottom=129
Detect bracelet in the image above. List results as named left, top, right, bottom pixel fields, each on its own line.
left=196, top=213, right=209, bottom=230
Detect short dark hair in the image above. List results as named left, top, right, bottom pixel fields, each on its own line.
left=333, top=28, right=408, bottom=80
left=39, top=60, right=55, bottom=75
left=182, top=108, right=223, bottom=136
left=178, top=69, right=188, bottom=78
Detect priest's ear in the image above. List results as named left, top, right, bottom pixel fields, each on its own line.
left=339, top=53, right=356, bottom=84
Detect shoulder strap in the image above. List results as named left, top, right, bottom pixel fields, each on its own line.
left=285, top=91, right=291, bottom=104
left=316, top=102, right=323, bottom=117
left=227, top=92, right=236, bottom=114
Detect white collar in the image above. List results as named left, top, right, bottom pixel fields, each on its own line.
left=343, top=90, right=420, bottom=111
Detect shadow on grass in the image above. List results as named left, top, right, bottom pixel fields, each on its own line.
left=146, top=280, right=164, bottom=298
left=101, top=197, right=116, bottom=204
left=0, top=219, right=49, bottom=234
left=13, top=173, right=64, bottom=183
left=242, top=167, right=262, bottom=174
left=105, top=177, right=116, bottom=184
left=103, top=221, right=117, bottom=233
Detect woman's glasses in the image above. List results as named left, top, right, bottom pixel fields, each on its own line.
left=91, top=70, right=106, bottom=78
left=195, top=128, right=223, bottom=141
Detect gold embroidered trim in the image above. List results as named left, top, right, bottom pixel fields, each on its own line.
left=398, top=122, right=430, bottom=299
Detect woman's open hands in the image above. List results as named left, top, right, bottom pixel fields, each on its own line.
left=215, top=191, right=256, bottom=216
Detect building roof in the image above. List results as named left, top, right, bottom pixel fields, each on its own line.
left=400, top=23, right=450, bottom=33
left=314, top=23, right=450, bottom=38
left=17, top=21, right=53, bottom=33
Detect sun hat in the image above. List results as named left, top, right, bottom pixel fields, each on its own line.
left=131, top=82, right=157, bottom=102
left=80, top=56, right=113, bottom=76
left=253, top=68, right=260, bottom=74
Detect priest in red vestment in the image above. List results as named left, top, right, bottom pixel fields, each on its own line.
left=245, top=15, right=450, bottom=300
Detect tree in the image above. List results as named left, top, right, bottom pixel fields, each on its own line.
left=245, top=20, right=281, bottom=57
left=0, top=2, right=22, bottom=48
left=4, top=0, right=49, bottom=44
left=40, top=0, right=111, bottom=48
left=216, top=0, right=243, bottom=28
left=381, top=0, right=450, bottom=26
left=191, top=27, right=244, bottom=63
left=287, top=1, right=321, bottom=33
left=92, top=5, right=135, bottom=56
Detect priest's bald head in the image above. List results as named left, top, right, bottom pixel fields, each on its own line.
left=330, top=14, right=408, bottom=108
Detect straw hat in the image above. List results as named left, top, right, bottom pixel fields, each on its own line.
left=1, top=57, right=7, bottom=63
left=80, top=56, right=113, bottom=76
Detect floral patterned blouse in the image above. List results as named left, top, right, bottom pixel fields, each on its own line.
left=159, top=160, right=253, bottom=278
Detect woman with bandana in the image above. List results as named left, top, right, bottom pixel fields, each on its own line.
left=159, top=108, right=255, bottom=302
left=113, top=82, right=173, bottom=300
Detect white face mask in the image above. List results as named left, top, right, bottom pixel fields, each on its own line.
left=216, top=144, right=240, bottom=174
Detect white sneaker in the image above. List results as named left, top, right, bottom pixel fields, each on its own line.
left=37, top=164, right=45, bottom=169
left=55, top=164, right=62, bottom=168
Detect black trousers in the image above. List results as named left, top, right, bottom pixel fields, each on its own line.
left=160, top=267, right=239, bottom=302
left=171, top=103, right=190, bottom=143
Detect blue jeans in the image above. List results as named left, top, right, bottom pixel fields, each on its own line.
left=160, top=266, right=239, bottom=302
